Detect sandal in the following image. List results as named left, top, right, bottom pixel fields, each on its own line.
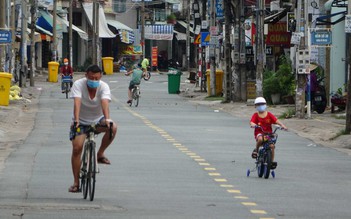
left=271, top=162, right=278, bottom=169
left=68, top=185, right=80, bottom=193
left=251, top=149, right=258, bottom=159
left=98, top=156, right=111, bottom=165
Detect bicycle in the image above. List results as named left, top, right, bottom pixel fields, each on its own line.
left=62, top=76, right=72, bottom=99
left=143, top=71, right=151, bottom=81
left=129, top=84, right=140, bottom=107
left=247, top=125, right=283, bottom=179
left=75, top=122, right=113, bottom=201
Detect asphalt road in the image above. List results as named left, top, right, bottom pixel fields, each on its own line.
left=0, top=72, right=351, bottom=219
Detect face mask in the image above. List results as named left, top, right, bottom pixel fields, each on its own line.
left=87, top=79, right=100, bottom=88
left=256, top=104, right=267, bottom=112
left=64, top=62, right=68, bottom=66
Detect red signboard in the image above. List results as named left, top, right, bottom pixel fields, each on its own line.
left=152, top=47, right=158, bottom=67
left=265, top=22, right=291, bottom=46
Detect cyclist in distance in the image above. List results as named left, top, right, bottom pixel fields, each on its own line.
left=141, top=57, right=150, bottom=74
left=68, top=64, right=117, bottom=193
left=60, top=58, right=73, bottom=93
left=249, top=97, right=287, bottom=169
left=125, top=63, right=145, bottom=104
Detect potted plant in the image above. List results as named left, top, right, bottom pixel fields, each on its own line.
left=166, top=13, right=177, bottom=24
left=263, top=55, right=295, bottom=104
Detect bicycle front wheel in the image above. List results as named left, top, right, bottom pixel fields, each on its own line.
left=264, top=150, right=272, bottom=179
left=88, top=142, right=96, bottom=201
left=81, top=143, right=90, bottom=199
left=65, top=83, right=69, bottom=99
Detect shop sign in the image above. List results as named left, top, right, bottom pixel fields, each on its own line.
left=152, top=47, right=158, bottom=67
left=265, top=22, right=291, bottom=46
left=311, top=30, right=332, bottom=45
left=0, top=30, right=11, bottom=44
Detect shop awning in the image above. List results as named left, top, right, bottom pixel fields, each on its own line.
left=36, top=9, right=65, bottom=34
left=57, top=16, right=89, bottom=40
left=264, top=9, right=288, bottom=24
left=16, top=28, right=42, bottom=43
left=176, top=21, right=195, bottom=34
left=174, top=30, right=193, bottom=41
left=107, top=19, right=135, bottom=44
left=165, top=0, right=180, bottom=3
left=35, top=25, right=53, bottom=36
left=82, top=2, right=116, bottom=38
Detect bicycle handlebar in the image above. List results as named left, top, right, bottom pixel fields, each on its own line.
left=252, top=125, right=284, bottom=135
left=71, top=121, right=114, bottom=140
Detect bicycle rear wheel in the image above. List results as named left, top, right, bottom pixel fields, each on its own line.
left=134, top=89, right=139, bottom=107
left=88, top=142, right=96, bottom=201
left=143, top=71, right=151, bottom=81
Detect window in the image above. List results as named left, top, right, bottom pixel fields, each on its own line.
left=113, top=0, right=126, bottom=13
left=154, top=9, right=166, bottom=22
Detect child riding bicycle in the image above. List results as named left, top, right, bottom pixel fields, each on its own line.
left=250, top=97, right=287, bottom=169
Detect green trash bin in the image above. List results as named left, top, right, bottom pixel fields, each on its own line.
left=168, top=68, right=182, bottom=94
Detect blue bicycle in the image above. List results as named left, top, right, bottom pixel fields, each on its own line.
left=247, top=126, right=282, bottom=179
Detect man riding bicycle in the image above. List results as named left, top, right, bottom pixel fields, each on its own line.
left=68, top=64, right=117, bottom=193
left=141, top=57, right=150, bottom=74
left=126, top=63, right=145, bottom=104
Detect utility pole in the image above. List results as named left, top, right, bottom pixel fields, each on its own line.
left=295, top=0, right=308, bottom=118
left=200, top=0, right=207, bottom=92
left=10, top=0, right=16, bottom=75
left=29, top=0, right=37, bottom=87
left=345, top=1, right=351, bottom=134
left=209, top=0, right=216, bottom=96
left=223, top=0, right=232, bottom=102
left=0, top=0, right=5, bottom=72
left=186, top=0, right=191, bottom=70
left=52, top=0, right=57, bottom=61
left=20, top=0, right=28, bottom=87
left=69, top=0, right=73, bottom=66
left=141, top=0, right=145, bottom=58
left=92, top=0, right=99, bottom=65
left=255, top=0, right=265, bottom=97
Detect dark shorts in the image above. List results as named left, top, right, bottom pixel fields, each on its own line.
left=129, top=81, right=140, bottom=90
left=69, top=117, right=107, bottom=141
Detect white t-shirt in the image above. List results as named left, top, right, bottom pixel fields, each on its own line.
left=70, top=77, right=111, bottom=125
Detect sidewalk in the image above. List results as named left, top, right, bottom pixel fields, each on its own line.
left=178, top=71, right=351, bottom=156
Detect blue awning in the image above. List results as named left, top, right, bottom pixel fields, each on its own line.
left=36, top=9, right=65, bottom=34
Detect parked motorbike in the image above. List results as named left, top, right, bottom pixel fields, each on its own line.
left=168, top=59, right=180, bottom=69
left=312, top=77, right=327, bottom=114
left=331, top=92, right=346, bottom=113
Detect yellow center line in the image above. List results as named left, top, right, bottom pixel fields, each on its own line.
left=214, top=178, right=227, bottom=182
left=251, top=210, right=267, bottom=214
left=208, top=173, right=221, bottom=176
left=220, top=184, right=234, bottom=188
left=242, top=202, right=257, bottom=206
left=227, top=189, right=241, bottom=194
left=121, top=102, right=272, bottom=218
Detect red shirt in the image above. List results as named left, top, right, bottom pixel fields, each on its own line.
left=60, top=65, right=73, bottom=76
left=250, top=112, right=278, bottom=137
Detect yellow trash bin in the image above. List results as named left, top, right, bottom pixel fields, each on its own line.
left=48, top=61, right=59, bottom=82
left=206, top=69, right=224, bottom=96
left=102, top=57, right=114, bottom=75
left=0, top=72, right=13, bottom=106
